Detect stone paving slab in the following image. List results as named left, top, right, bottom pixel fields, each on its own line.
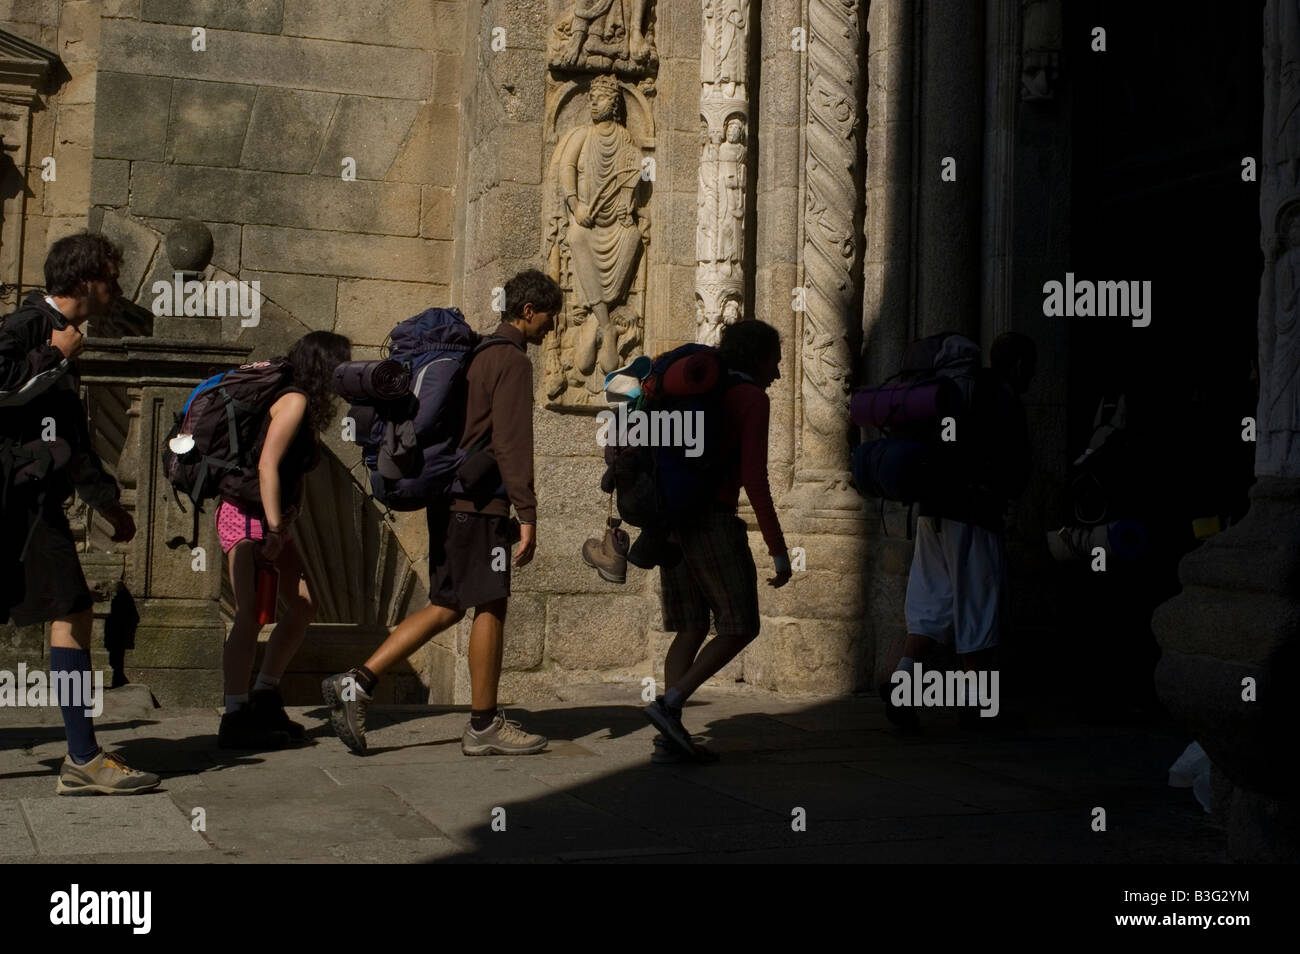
left=167, top=764, right=442, bottom=855
left=0, top=684, right=1224, bottom=863
left=0, top=800, right=33, bottom=857
left=21, top=794, right=208, bottom=855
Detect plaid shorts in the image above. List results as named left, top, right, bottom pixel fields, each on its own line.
left=659, top=508, right=760, bottom=638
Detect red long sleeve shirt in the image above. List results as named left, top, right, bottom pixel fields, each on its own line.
left=714, top=381, right=787, bottom=557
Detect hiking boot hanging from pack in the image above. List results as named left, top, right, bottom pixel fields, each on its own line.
left=581, top=517, right=630, bottom=584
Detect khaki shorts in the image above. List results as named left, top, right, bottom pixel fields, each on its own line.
left=659, top=508, right=760, bottom=638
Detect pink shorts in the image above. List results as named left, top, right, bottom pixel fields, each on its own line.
left=215, top=500, right=265, bottom=553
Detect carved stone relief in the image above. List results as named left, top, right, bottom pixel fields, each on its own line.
left=549, top=0, right=658, bottom=79
left=543, top=3, right=657, bottom=411
left=696, top=0, right=750, bottom=346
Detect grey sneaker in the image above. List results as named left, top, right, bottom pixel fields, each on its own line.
left=322, top=670, right=371, bottom=754
left=461, top=711, right=548, bottom=756
left=56, top=750, right=160, bottom=795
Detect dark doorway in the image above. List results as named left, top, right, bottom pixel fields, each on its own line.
left=1058, top=0, right=1262, bottom=715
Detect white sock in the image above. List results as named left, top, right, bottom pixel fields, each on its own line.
left=895, top=656, right=915, bottom=672
left=253, top=672, right=280, bottom=693
left=225, top=693, right=249, bottom=713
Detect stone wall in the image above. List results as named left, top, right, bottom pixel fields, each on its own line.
left=87, top=0, right=463, bottom=347
left=1, top=0, right=101, bottom=292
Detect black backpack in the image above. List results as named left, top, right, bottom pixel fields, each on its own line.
left=161, top=358, right=294, bottom=547
left=607, top=344, right=735, bottom=528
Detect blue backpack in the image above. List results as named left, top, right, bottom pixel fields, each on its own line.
left=351, top=308, right=509, bottom=511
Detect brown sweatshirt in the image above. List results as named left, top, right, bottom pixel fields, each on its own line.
left=450, top=321, right=537, bottom=522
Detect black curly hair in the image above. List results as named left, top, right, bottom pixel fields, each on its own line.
left=286, top=331, right=352, bottom=434
left=504, top=269, right=563, bottom=320
left=44, top=231, right=123, bottom=296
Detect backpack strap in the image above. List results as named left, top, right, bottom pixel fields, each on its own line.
left=471, top=335, right=515, bottom=356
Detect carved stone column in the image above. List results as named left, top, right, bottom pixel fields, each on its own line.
left=789, top=0, right=865, bottom=510
left=1150, top=0, right=1300, bottom=861
left=695, top=0, right=750, bottom=345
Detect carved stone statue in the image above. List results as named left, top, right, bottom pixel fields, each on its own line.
left=717, top=116, right=746, bottom=274
left=544, top=74, right=650, bottom=397
left=702, top=0, right=749, bottom=92
left=697, top=122, right=720, bottom=263
left=550, top=0, right=657, bottom=78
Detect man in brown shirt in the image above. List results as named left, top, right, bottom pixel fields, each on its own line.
left=324, top=270, right=562, bottom=755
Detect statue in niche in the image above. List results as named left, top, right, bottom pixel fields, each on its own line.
left=546, top=74, right=650, bottom=384
left=716, top=116, right=746, bottom=274
left=551, top=0, right=657, bottom=77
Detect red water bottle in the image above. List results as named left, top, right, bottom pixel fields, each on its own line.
left=254, top=562, right=279, bottom=625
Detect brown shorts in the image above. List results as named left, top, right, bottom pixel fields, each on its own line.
left=427, top=507, right=520, bottom=612
left=659, top=508, right=760, bottom=638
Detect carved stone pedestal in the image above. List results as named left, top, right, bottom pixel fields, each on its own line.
left=79, top=336, right=251, bottom=706
left=1152, top=477, right=1300, bottom=862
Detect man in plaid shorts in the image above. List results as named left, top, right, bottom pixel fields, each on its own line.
left=643, top=320, right=792, bottom=760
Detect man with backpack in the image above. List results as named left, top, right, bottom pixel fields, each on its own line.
left=879, top=331, right=1036, bottom=729
left=0, top=232, right=159, bottom=794
left=323, top=269, right=563, bottom=756
left=641, top=319, right=792, bottom=761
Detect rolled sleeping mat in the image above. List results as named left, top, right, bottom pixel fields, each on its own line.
left=332, top=359, right=411, bottom=402
left=661, top=350, right=721, bottom=397
left=850, top=378, right=961, bottom=430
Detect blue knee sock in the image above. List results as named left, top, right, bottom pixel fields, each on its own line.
left=50, top=646, right=99, bottom=764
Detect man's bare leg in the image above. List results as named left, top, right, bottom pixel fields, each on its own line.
left=363, top=603, right=465, bottom=679
left=49, top=608, right=93, bottom=651
left=667, top=632, right=752, bottom=702
left=664, top=627, right=708, bottom=691
left=468, top=598, right=506, bottom=712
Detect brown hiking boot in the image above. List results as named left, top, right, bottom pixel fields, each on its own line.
left=582, top=518, right=630, bottom=584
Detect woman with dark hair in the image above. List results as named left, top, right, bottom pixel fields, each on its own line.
left=217, top=330, right=352, bottom=749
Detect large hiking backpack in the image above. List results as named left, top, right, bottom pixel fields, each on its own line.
left=850, top=332, right=981, bottom=503
left=161, top=358, right=294, bottom=546
left=608, top=344, right=735, bottom=528
left=348, top=307, right=509, bottom=512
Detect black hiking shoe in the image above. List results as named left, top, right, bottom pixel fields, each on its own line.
left=250, top=687, right=307, bottom=742
left=642, top=697, right=695, bottom=757
left=218, top=705, right=291, bottom=750
left=879, top=680, right=920, bottom=731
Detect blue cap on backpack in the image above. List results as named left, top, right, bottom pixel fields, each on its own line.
left=603, top=355, right=652, bottom=402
